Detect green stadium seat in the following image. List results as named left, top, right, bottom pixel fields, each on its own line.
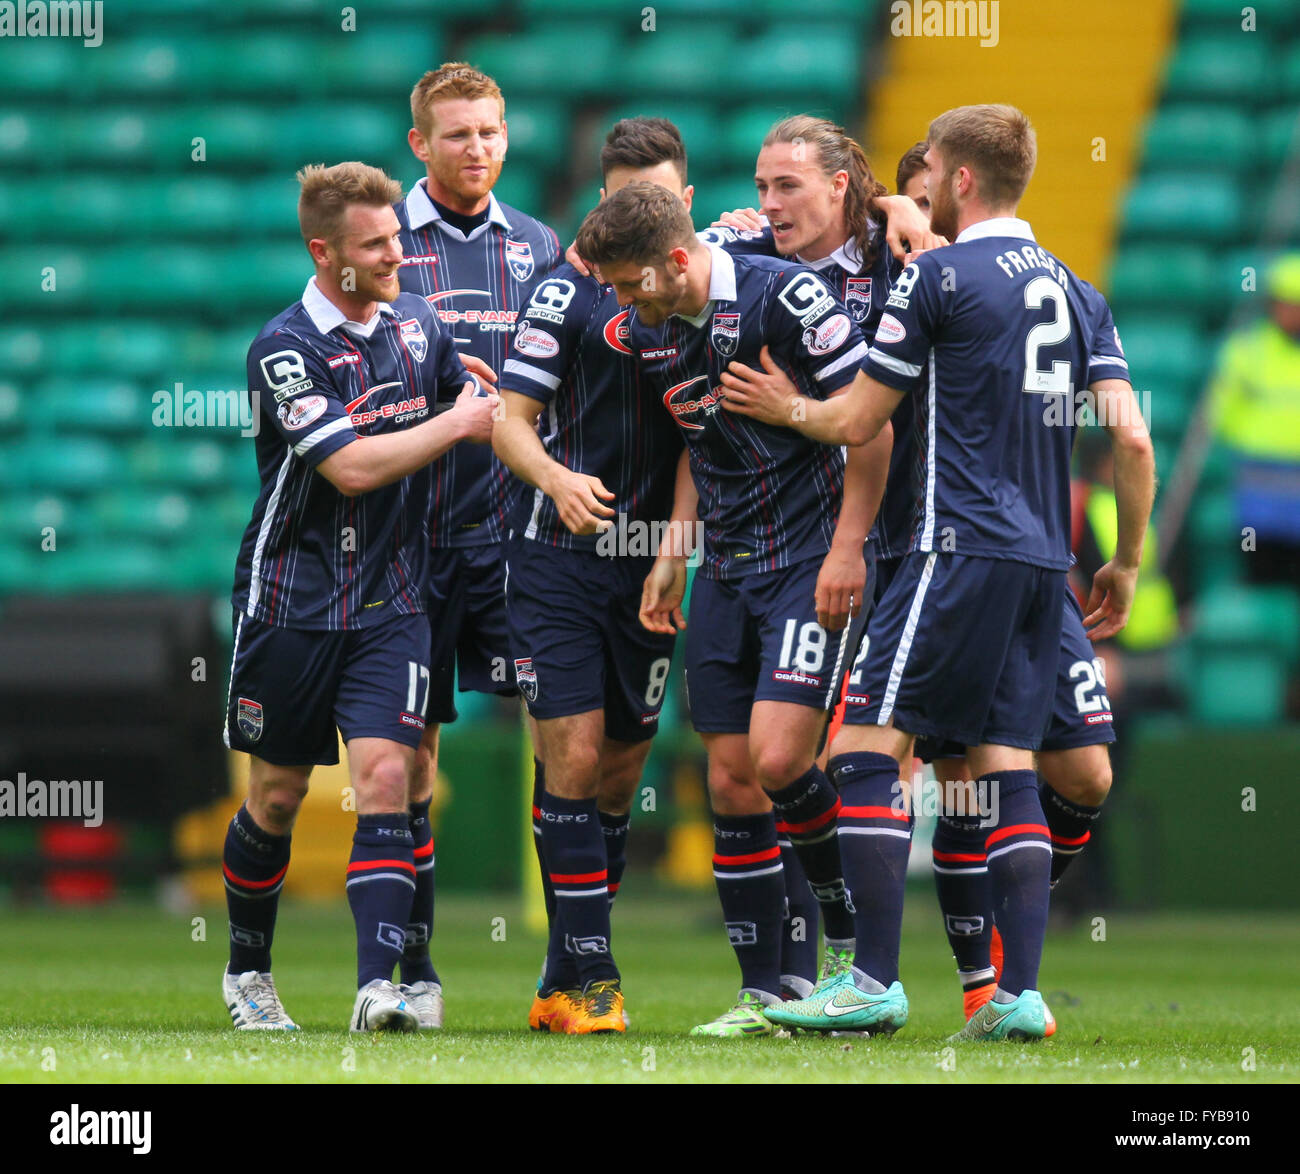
left=91, top=490, right=196, bottom=544
left=62, top=108, right=154, bottom=166
left=0, top=495, right=81, bottom=543
left=620, top=27, right=742, bottom=101
left=0, top=248, right=90, bottom=310
left=720, top=106, right=799, bottom=172
left=522, top=0, right=737, bottom=18
left=241, top=176, right=303, bottom=237
left=1284, top=52, right=1300, bottom=102
left=87, top=246, right=211, bottom=311
left=1187, top=485, right=1241, bottom=591
left=0, top=547, right=39, bottom=596
left=21, top=436, right=122, bottom=493
left=507, top=101, right=572, bottom=168
left=461, top=27, right=624, bottom=97
left=194, top=35, right=318, bottom=96
left=1112, top=315, right=1212, bottom=396
left=278, top=104, right=409, bottom=168
left=40, top=542, right=173, bottom=594
left=1197, top=585, right=1300, bottom=660
left=0, top=110, right=46, bottom=169
left=38, top=379, right=149, bottom=437
left=1140, top=105, right=1254, bottom=174
left=86, top=36, right=195, bottom=95
left=1189, top=651, right=1287, bottom=724
left=492, top=163, right=549, bottom=217
left=149, top=176, right=246, bottom=235
left=1180, top=0, right=1300, bottom=34
left=1107, top=244, right=1218, bottom=314
left=751, top=0, right=878, bottom=17
left=1121, top=175, right=1244, bottom=243
left=0, top=326, right=50, bottom=374
left=37, top=177, right=143, bottom=238
left=0, top=40, right=79, bottom=96
left=0, top=382, right=19, bottom=433
left=127, top=437, right=230, bottom=489
left=1162, top=36, right=1275, bottom=104
left=727, top=30, right=861, bottom=108
left=44, top=321, right=176, bottom=379
left=1262, top=105, right=1300, bottom=167
left=695, top=175, right=765, bottom=226
left=148, top=107, right=276, bottom=170
left=1218, top=247, right=1280, bottom=310
left=314, top=26, right=445, bottom=96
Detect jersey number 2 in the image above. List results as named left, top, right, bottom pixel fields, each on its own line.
left=1023, top=276, right=1071, bottom=395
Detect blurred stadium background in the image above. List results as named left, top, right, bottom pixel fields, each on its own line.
left=0, top=0, right=1297, bottom=923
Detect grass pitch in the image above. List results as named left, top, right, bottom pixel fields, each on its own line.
left=1, top=892, right=1296, bottom=1084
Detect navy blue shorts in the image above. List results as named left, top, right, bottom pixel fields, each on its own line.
left=842, top=552, right=1065, bottom=750
left=427, top=545, right=516, bottom=724
left=913, top=587, right=1117, bottom=761
left=504, top=534, right=677, bottom=742
left=224, top=611, right=431, bottom=766
left=685, top=555, right=870, bottom=734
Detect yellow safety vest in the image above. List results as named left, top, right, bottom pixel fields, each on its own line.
left=1084, top=488, right=1179, bottom=651
left=1210, top=321, right=1300, bottom=462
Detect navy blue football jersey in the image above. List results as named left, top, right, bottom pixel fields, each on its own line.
left=700, top=221, right=922, bottom=559
left=863, top=218, right=1130, bottom=570
left=394, top=181, right=564, bottom=547
left=232, top=282, right=473, bottom=630
left=499, top=263, right=684, bottom=551
left=628, top=247, right=869, bottom=580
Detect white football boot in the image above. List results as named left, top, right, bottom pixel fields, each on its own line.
left=223, top=970, right=299, bottom=1030
left=350, top=979, right=419, bottom=1033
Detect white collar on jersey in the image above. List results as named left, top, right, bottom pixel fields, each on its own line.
left=954, top=216, right=1036, bottom=244
left=673, top=244, right=738, bottom=327
left=799, top=234, right=866, bottom=274
left=404, top=179, right=512, bottom=240
left=302, top=277, right=397, bottom=339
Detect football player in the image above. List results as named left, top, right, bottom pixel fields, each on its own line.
left=577, top=182, right=893, bottom=1037
left=221, top=163, right=498, bottom=1032
left=723, top=105, right=1154, bottom=1041
left=391, top=64, right=565, bottom=1027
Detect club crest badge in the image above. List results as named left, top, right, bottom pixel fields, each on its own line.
left=844, top=277, right=873, bottom=322
left=399, top=317, right=428, bottom=363
left=514, top=657, right=538, bottom=702
left=711, top=312, right=740, bottom=357
left=506, top=239, right=534, bottom=282
left=236, top=697, right=263, bottom=743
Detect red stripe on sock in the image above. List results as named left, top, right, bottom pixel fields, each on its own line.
left=712, top=846, right=782, bottom=866
left=223, top=862, right=288, bottom=890
left=933, top=850, right=986, bottom=863
left=549, top=870, right=607, bottom=884
left=413, top=841, right=434, bottom=860
left=838, top=805, right=909, bottom=821
left=346, top=858, right=416, bottom=874
left=985, top=823, right=1050, bottom=847
left=1050, top=830, right=1091, bottom=846
left=779, top=802, right=841, bottom=835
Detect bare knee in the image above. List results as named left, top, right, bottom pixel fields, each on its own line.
left=247, top=774, right=309, bottom=835
left=355, top=753, right=412, bottom=813
left=1041, top=747, right=1112, bottom=807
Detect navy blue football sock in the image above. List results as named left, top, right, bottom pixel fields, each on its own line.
left=932, top=812, right=994, bottom=985
left=778, top=837, right=819, bottom=995
left=829, top=752, right=912, bottom=987
left=534, top=762, right=579, bottom=992
left=399, top=798, right=438, bottom=986
left=540, top=792, right=618, bottom=986
left=712, top=812, right=784, bottom=998
left=766, top=765, right=855, bottom=942
left=599, top=809, right=631, bottom=906
left=1041, top=783, right=1103, bottom=886
left=982, top=771, right=1051, bottom=996
left=346, top=813, right=415, bottom=988
left=223, top=804, right=290, bottom=975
